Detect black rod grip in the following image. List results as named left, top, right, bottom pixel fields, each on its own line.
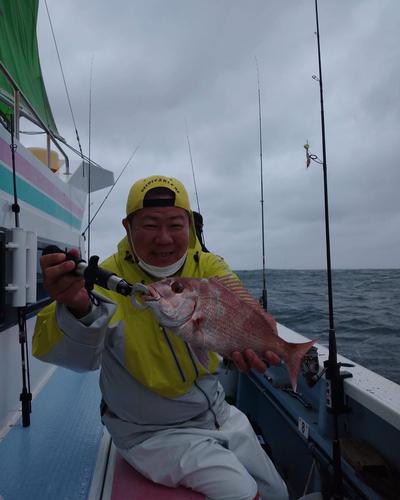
left=42, top=245, right=86, bottom=267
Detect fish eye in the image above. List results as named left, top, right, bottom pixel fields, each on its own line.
left=171, top=282, right=184, bottom=294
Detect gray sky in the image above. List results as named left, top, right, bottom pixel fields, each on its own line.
left=25, top=0, right=400, bottom=270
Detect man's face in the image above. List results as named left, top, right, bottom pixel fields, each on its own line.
left=123, top=206, right=190, bottom=267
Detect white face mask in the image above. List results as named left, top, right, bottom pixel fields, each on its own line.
left=136, top=252, right=188, bottom=278
left=127, top=224, right=188, bottom=278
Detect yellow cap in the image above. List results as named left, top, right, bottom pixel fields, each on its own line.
left=126, top=175, right=191, bottom=216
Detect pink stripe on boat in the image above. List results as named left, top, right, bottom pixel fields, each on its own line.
left=0, top=136, right=84, bottom=219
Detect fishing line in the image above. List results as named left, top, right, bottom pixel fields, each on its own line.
left=255, top=56, right=267, bottom=311
left=81, top=133, right=147, bottom=237
left=44, top=0, right=84, bottom=156
left=303, top=459, right=317, bottom=496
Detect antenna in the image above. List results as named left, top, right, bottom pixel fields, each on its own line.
left=255, top=56, right=267, bottom=311
left=184, top=118, right=201, bottom=214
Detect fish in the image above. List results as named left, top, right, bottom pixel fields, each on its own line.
left=142, top=275, right=318, bottom=391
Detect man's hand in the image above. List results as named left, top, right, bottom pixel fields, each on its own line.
left=41, top=248, right=91, bottom=319
left=231, top=349, right=282, bottom=374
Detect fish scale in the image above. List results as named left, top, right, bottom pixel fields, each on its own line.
left=198, top=286, right=278, bottom=357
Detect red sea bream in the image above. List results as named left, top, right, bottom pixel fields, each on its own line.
left=142, top=275, right=317, bottom=390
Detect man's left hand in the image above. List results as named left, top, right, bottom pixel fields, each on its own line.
left=231, top=349, right=281, bottom=374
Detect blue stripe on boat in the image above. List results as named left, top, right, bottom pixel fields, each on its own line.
left=0, top=162, right=82, bottom=230
left=0, top=368, right=103, bottom=500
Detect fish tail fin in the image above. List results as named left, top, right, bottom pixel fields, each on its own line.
left=283, top=339, right=319, bottom=391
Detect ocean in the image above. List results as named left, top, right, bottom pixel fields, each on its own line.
left=235, top=268, right=400, bottom=386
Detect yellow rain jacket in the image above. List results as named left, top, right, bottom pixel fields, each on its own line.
left=33, top=230, right=236, bottom=448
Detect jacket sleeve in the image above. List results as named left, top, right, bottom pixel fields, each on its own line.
left=202, top=252, right=240, bottom=281
left=32, top=291, right=118, bottom=373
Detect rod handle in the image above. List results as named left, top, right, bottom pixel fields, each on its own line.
left=42, top=245, right=86, bottom=268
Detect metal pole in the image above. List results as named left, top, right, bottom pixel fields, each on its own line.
left=47, top=134, right=51, bottom=170
left=14, top=89, right=20, bottom=141
left=0, top=61, right=69, bottom=173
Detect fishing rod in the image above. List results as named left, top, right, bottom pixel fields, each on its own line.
left=87, top=55, right=94, bottom=259
left=184, top=118, right=209, bottom=252
left=81, top=133, right=147, bottom=237
left=310, top=2, right=353, bottom=498
left=184, top=118, right=201, bottom=214
left=255, top=56, right=268, bottom=311
left=44, top=0, right=84, bottom=158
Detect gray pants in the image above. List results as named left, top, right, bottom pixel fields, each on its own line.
left=118, top=405, right=289, bottom=500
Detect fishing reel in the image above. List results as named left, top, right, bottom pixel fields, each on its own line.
left=301, top=346, right=321, bottom=388
left=301, top=346, right=354, bottom=414
left=42, top=246, right=149, bottom=309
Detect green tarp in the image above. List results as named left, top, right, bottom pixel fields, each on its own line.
left=0, top=0, right=58, bottom=134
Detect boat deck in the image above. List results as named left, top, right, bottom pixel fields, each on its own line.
left=1, top=326, right=400, bottom=500
left=0, top=368, right=103, bottom=500
left=0, top=366, right=205, bottom=500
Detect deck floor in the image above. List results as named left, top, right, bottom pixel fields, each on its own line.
left=0, top=367, right=103, bottom=500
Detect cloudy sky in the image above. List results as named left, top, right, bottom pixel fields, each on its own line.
left=25, top=0, right=400, bottom=270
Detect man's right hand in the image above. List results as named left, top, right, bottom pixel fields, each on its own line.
left=41, top=248, right=91, bottom=319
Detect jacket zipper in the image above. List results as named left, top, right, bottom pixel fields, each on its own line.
left=161, top=327, right=186, bottom=383
left=185, top=343, right=221, bottom=430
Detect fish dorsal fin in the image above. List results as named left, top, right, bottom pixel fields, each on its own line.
left=210, top=275, right=278, bottom=333
left=210, top=275, right=264, bottom=311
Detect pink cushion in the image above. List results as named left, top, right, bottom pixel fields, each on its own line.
left=111, top=452, right=205, bottom=499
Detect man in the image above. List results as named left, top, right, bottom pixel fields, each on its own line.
left=33, top=175, right=288, bottom=500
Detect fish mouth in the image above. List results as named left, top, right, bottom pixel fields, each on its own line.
left=141, top=284, right=160, bottom=302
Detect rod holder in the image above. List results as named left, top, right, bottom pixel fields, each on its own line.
left=5, top=228, right=37, bottom=306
